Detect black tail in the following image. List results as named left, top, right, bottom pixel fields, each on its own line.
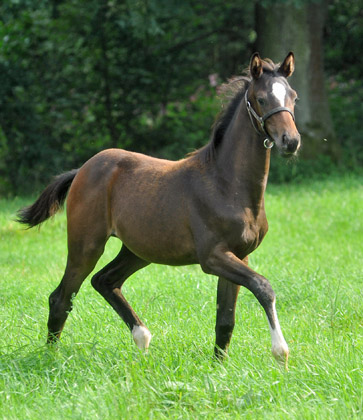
left=17, top=169, right=79, bottom=228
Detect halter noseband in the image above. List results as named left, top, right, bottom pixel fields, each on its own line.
left=245, top=90, right=295, bottom=149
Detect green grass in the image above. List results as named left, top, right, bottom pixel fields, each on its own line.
left=0, top=174, right=362, bottom=419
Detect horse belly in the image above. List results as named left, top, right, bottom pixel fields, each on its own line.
left=116, top=214, right=197, bottom=265
left=111, top=172, right=197, bottom=265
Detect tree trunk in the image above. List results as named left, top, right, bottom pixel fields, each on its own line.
left=255, top=0, right=339, bottom=159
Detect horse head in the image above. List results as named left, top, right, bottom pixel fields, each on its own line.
left=247, top=52, right=301, bottom=157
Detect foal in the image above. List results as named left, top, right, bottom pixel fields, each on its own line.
left=18, top=53, right=300, bottom=368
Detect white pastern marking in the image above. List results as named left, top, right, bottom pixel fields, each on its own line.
left=272, top=82, right=286, bottom=106
left=132, top=325, right=152, bottom=350
left=267, top=300, right=289, bottom=361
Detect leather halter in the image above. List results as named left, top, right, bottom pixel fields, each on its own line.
left=245, top=90, right=295, bottom=148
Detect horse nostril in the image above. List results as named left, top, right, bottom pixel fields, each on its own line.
left=281, top=134, right=299, bottom=154
left=287, top=138, right=299, bottom=153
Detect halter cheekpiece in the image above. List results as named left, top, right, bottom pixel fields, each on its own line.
left=245, top=90, right=295, bottom=149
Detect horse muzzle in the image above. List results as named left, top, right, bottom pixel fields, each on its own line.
left=280, top=132, right=301, bottom=157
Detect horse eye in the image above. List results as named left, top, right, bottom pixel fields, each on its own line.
left=257, top=98, right=265, bottom=106
left=294, top=97, right=299, bottom=103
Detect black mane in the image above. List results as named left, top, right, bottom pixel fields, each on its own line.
left=189, top=58, right=280, bottom=162
left=189, top=78, right=249, bottom=162
left=211, top=81, right=248, bottom=150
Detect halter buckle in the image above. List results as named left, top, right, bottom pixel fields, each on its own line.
left=264, top=138, right=274, bottom=149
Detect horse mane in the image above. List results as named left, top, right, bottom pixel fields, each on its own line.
left=189, top=58, right=279, bottom=162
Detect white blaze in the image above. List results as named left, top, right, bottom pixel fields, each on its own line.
left=272, top=82, right=286, bottom=106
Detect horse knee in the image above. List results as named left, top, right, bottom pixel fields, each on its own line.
left=256, top=279, right=276, bottom=311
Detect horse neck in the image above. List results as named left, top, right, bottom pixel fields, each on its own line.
left=214, top=99, right=271, bottom=211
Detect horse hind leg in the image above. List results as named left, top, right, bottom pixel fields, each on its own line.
left=47, top=239, right=106, bottom=343
left=91, top=245, right=151, bottom=350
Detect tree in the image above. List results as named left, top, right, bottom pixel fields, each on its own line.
left=0, top=0, right=256, bottom=193
left=255, top=0, right=340, bottom=159
left=0, top=0, right=360, bottom=194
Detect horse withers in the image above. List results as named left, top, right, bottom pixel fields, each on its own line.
left=18, top=53, right=300, bottom=369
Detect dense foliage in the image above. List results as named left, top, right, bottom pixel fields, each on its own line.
left=0, top=0, right=361, bottom=194
left=324, top=0, right=363, bottom=168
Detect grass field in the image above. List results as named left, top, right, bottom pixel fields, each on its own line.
left=0, top=174, right=362, bottom=419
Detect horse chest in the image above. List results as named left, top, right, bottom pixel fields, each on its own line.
left=229, top=210, right=268, bottom=255
left=196, top=194, right=268, bottom=256
left=241, top=221, right=263, bottom=248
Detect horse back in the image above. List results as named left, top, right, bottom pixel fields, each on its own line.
left=66, top=149, right=198, bottom=265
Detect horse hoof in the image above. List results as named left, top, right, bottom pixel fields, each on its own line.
left=214, top=346, right=228, bottom=361
left=132, top=325, right=152, bottom=350
left=272, top=346, right=289, bottom=371
left=47, top=332, right=61, bottom=344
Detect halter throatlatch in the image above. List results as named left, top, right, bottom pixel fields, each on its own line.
left=245, top=90, right=295, bottom=149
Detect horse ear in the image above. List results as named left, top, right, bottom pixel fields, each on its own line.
left=278, top=52, right=295, bottom=78
left=250, top=52, right=263, bottom=80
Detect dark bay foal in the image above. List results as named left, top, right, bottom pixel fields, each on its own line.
left=18, top=53, right=300, bottom=368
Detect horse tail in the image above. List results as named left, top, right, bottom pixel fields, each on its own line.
left=17, top=169, right=79, bottom=228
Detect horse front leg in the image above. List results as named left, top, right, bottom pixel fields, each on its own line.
left=204, top=247, right=289, bottom=368
left=215, top=277, right=240, bottom=359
